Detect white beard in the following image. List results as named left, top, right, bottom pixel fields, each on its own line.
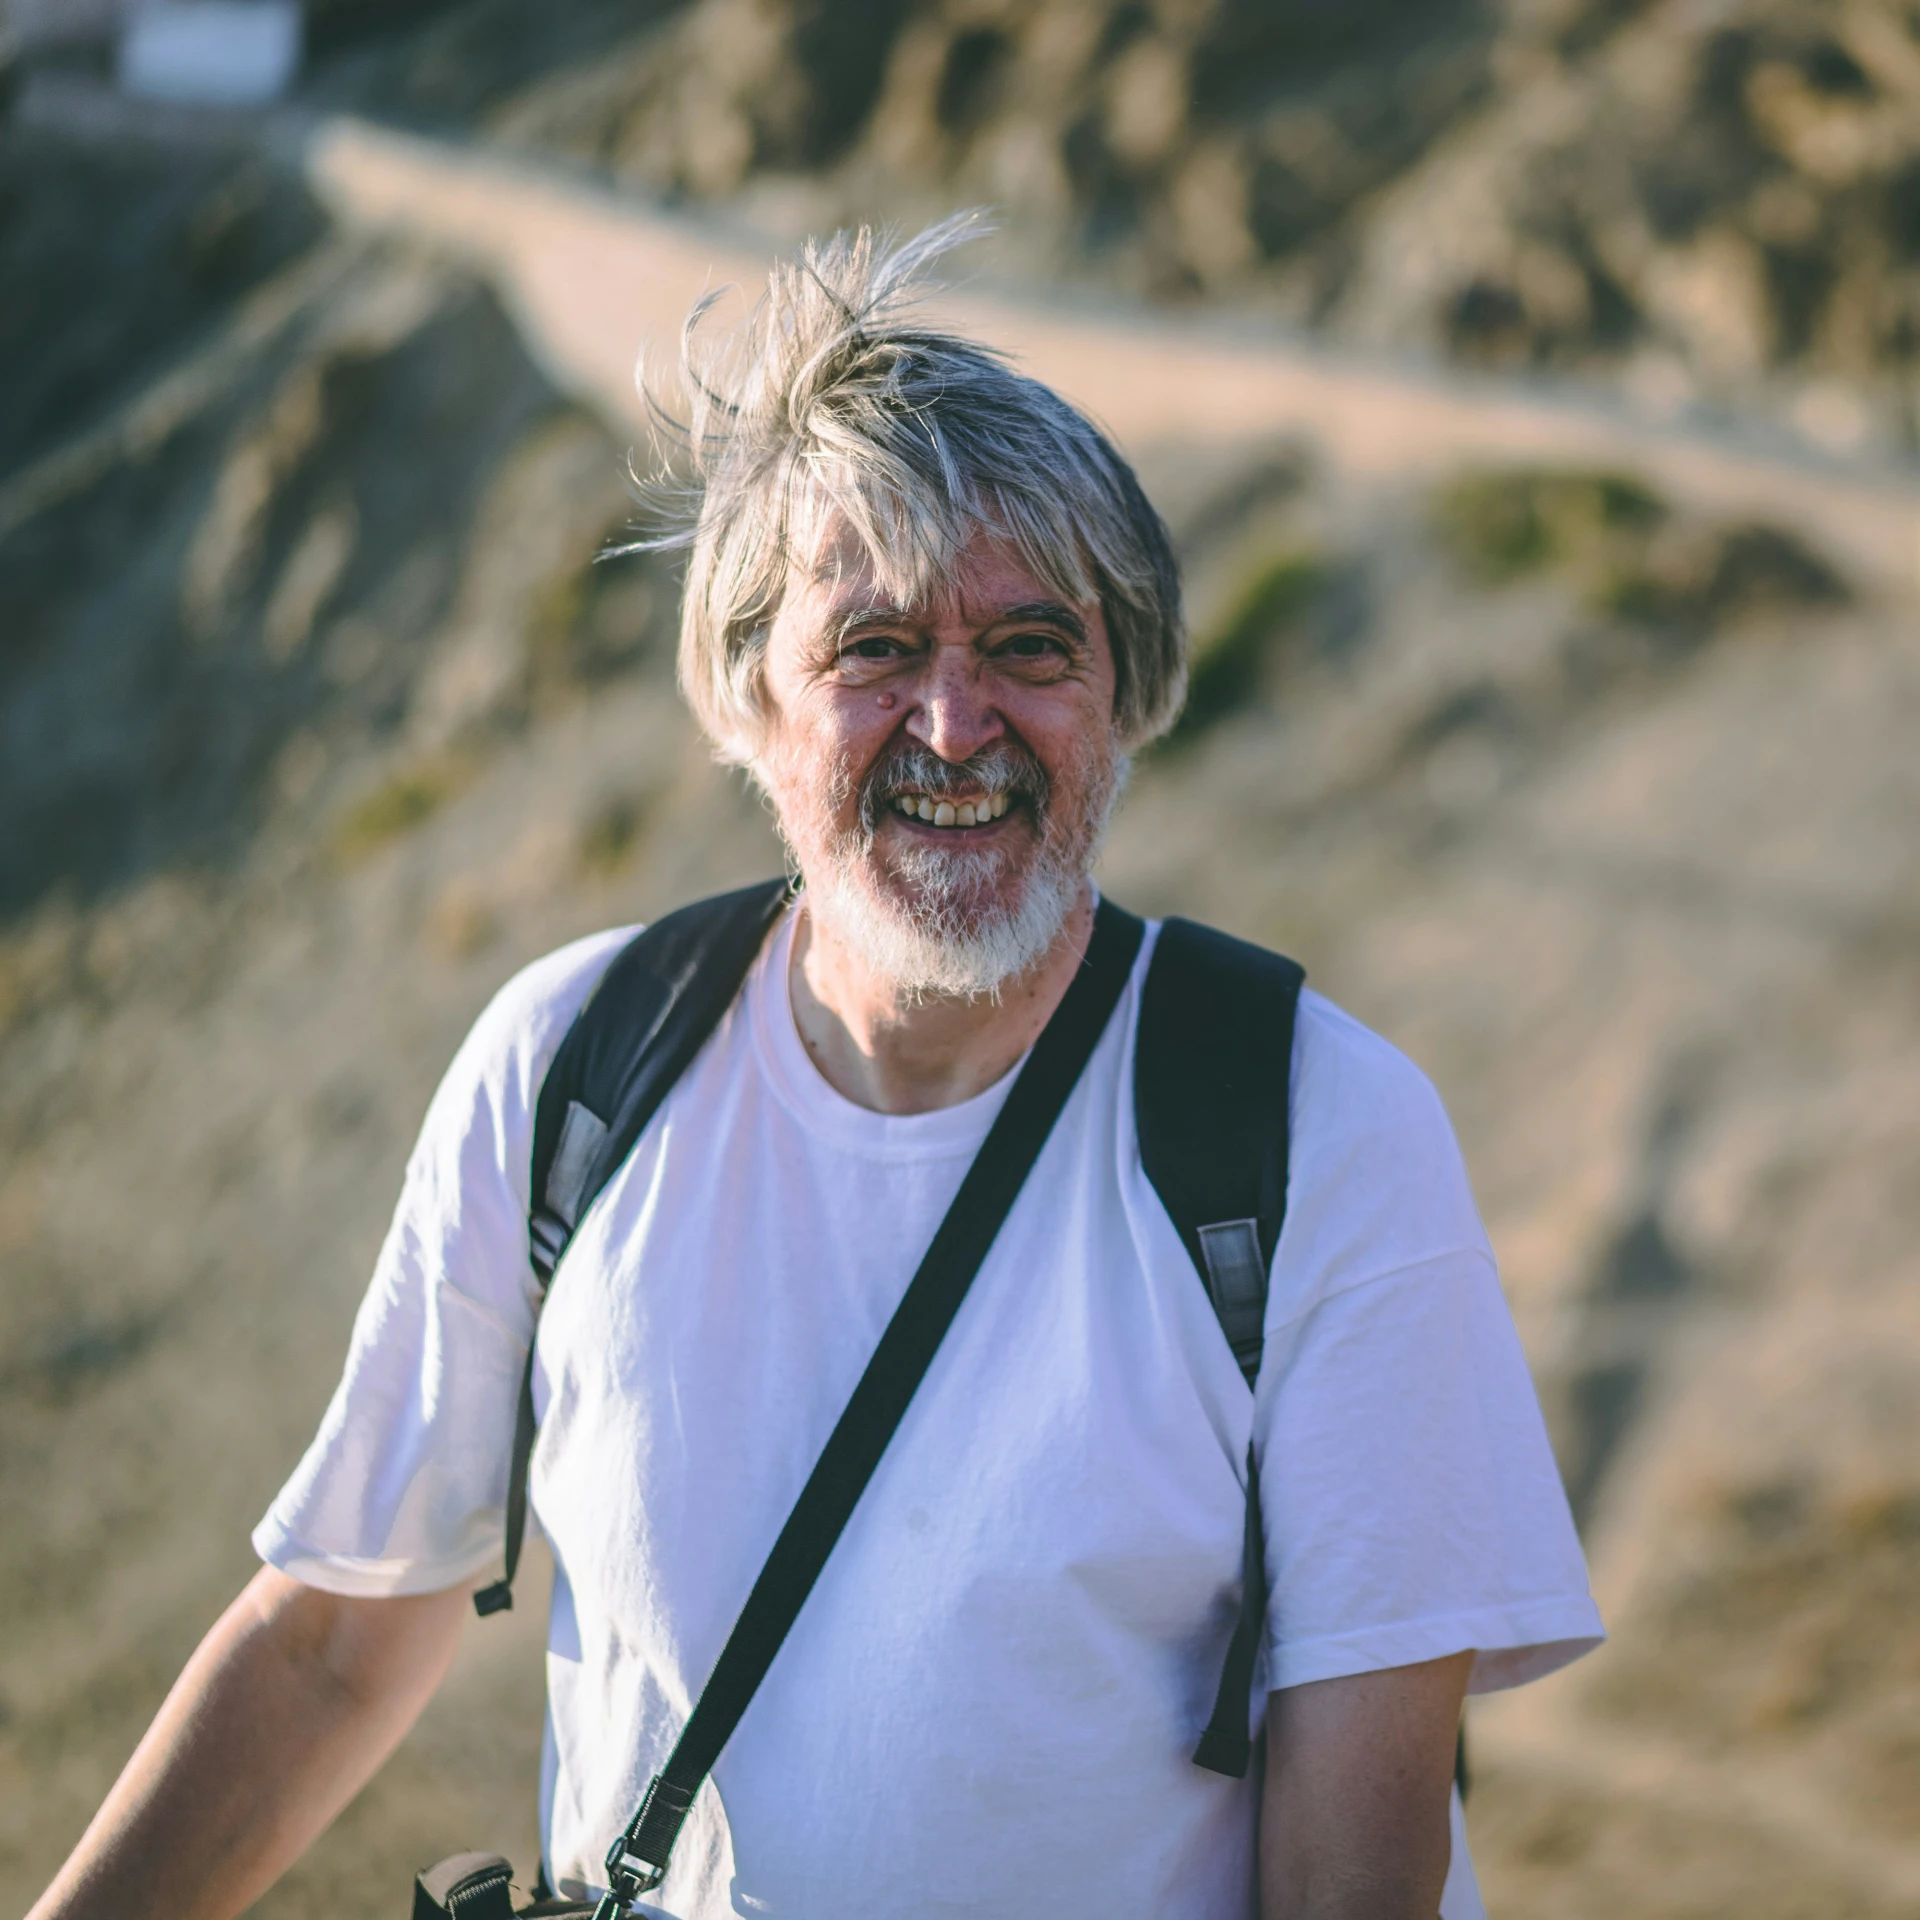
left=808, top=836, right=1085, bottom=1000
left=771, top=738, right=1126, bottom=1002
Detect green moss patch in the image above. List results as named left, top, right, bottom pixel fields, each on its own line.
left=330, top=756, right=476, bottom=863
left=1169, top=550, right=1326, bottom=744
left=1434, top=467, right=1666, bottom=584
left=576, top=789, right=647, bottom=877
left=1434, top=466, right=1848, bottom=638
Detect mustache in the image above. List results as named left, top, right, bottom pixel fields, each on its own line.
left=854, top=740, right=1053, bottom=836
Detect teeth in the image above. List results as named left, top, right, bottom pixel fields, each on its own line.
left=893, top=792, right=1014, bottom=827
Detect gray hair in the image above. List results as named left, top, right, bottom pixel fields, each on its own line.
left=626, top=216, right=1187, bottom=763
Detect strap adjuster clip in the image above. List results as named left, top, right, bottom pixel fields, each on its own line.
left=601, top=1773, right=691, bottom=1906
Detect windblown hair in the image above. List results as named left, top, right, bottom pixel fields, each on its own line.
left=627, top=215, right=1187, bottom=763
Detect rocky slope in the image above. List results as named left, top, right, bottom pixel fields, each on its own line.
left=310, top=0, right=1920, bottom=454
left=2, top=48, right=1919, bottom=1920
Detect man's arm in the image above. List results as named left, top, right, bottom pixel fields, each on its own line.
left=29, top=1566, right=469, bottom=1920
left=1260, top=1651, right=1473, bottom=1920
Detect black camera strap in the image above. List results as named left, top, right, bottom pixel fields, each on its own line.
left=592, top=896, right=1144, bottom=1916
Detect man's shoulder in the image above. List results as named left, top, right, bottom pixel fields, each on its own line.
left=493, top=924, right=645, bottom=1028
left=442, top=924, right=644, bottom=1110
left=1131, top=923, right=1448, bottom=1150
left=1280, top=987, right=1491, bottom=1292
left=1291, top=987, right=1448, bottom=1129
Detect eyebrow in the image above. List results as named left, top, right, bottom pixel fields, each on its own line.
left=824, top=599, right=1088, bottom=646
left=992, top=601, right=1088, bottom=643
left=825, top=602, right=914, bottom=645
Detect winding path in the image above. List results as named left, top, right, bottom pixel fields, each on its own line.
left=299, top=117, right=1919, bottom=597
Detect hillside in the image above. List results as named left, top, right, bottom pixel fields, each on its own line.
left=3, top=25, right=1920, bottom=1919
left=307, top=0, right=1920, bottom=455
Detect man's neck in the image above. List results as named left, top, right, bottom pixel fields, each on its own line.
left=787, top=888, right=1097, bottom=1114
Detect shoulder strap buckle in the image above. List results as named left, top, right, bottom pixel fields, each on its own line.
left=1196, top=1217, right=1266, bottom=1383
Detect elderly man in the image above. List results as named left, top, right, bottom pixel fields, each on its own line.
left=32, top=223, right=1600, bottom=1920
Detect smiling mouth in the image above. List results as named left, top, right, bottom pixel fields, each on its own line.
left=889, top=792, right=1012, bottom=829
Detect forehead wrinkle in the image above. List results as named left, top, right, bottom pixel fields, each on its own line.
left=791, top=493, right=1097, bottom=646
left=804, top=539, right=866, bottom=587
left=796, top=477, right=1070, bottom=604
left=792, top=472, right=961, bottom=588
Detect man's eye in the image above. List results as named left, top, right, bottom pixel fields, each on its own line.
left=844, top=637, right=903, bottom=660
left=1003, top=632, right=1065, bottom=658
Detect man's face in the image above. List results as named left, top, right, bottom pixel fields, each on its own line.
left=757, top=522, right=1123, bottom=996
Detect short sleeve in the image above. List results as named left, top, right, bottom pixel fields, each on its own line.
left=252, top=926, right=637, bottom=1596
left=1255, top=992, right=1604, bottom=1694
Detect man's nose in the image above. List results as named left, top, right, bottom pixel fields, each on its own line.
left=907, top=649, right=1003, bottom=763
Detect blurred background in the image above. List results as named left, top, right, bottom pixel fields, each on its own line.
left=2, top=1, right=1918, bottom=1914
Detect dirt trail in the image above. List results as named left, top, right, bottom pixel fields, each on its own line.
left=16, top=77, right=1916, bottom=584
left=299, top=116, right=1920, bottom=596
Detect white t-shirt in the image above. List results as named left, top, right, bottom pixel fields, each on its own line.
left=258, top=907, right=1601, bottom=1917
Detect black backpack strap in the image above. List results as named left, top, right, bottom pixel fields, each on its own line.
left=1135, top=916, right=1304, bottom=1779
left=473, top=878, right=793, bottom=1617
left=596, top=901, right=1145, bottom=1914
